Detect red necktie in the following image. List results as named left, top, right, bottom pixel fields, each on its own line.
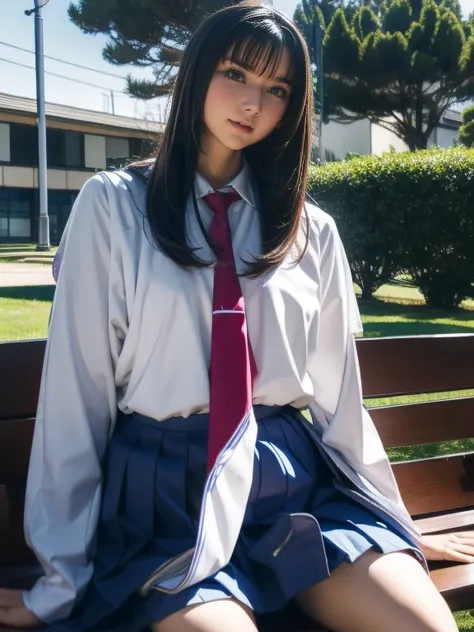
left=204, top=189, right=256, bottom=473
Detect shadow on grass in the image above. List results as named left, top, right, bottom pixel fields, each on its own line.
left=387, top=438, right=474, bottom=462
left=359, top=298, right=474, bottom=337
left=387, top=277, right=417, bottom=289
left=0, top=244, right=34, bottom=251
left=0, top=285, right=55, bottom=301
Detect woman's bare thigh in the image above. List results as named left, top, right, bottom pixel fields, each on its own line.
left=151, top=598, right=258, bottom=632
left=296, top=549, right=458, bottom=632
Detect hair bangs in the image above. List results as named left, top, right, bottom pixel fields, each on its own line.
left=227, top=24, right=293, bottom=82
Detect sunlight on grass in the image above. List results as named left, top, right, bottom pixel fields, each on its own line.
left=0, top=298, right=51, bottom=341
left=0, top=286, right=54, bottom=341
left=455, top=611, right=474, bottom=631
left=0, top=243, right=57, bottom=265
left=358, top=297, right=474, bottom=337
left=356, top=281, right=474, bottom=311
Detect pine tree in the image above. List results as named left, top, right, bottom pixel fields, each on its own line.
left=296, top=0, right=474, bottom=149
left=68, top=0, right=237, bottom=99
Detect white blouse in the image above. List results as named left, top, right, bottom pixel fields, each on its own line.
left=23, top=163, right=412, bottom=623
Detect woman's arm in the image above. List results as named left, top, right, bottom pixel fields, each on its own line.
left=23, top=174, right=118, bottom=623
left=308, top=211, right=412, bottom=517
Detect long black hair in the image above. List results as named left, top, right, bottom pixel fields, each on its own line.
left=146, top=2, right=313, bottom=276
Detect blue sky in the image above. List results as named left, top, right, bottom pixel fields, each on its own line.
left=1, top=0, right=473, bottom=120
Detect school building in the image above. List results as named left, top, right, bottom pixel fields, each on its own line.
left=0, top=93, right=164, bottom=244
left=321, top=108, right=461, bottom=161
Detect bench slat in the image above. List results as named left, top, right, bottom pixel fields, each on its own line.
left=2, top=335, right=474, bottom=413
left=0, top=419, right=35, bottom=483
left=0, top=484, right=32, bottom=566
left=371, top=397, right=474, bottom=447
left=430, top=563, right=474, bottom=611
left=393, top=453, right=474, bottom=516
left=357, top=335, right=474, bottom=398
left=415, top=509, right=474, bottom=535
left=0, top=340, right=45, bottom=421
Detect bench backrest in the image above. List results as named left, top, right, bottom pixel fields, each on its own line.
left=1, top=334, right=474, bottom=565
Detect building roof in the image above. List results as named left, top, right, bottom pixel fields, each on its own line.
left=440, top=108, right=461, bottom=127
left=0, top=92, right=165, bottom=134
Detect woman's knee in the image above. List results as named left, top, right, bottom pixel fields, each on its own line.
left=151, top=598, right=258, bottom=632
left=296, top=549, right=458, bottom=632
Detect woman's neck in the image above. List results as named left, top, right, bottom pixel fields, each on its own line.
left=197, top=135, right=242, bottom=190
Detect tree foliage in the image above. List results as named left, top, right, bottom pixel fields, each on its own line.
left=295, top=0, right=474, bottom=149
left=459, top=104, right=474, bottom=146
left=68, top=0, right=238, bottom=99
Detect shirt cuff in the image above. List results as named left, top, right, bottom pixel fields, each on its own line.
left=22, top=576, right=76, bottom=624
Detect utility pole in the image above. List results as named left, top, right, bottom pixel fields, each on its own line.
left=312, top=19, right=325, bottom=162
left=25, top=0, right=51, bottom=250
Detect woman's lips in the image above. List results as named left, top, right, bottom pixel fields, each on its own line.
left=229, top=120, right=253, bottom=134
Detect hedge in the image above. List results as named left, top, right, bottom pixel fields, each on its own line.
left=307, top=147, right=474, bottom=309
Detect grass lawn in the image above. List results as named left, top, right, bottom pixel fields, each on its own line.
left=457, top=612, right=474, bottom=630
left=0, top=243, right=57, bottom=265
left=0, top=285, right=54, bottom=341
left=1, top=273, right=474, bottom=628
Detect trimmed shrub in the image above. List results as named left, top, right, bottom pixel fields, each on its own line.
left=307, top=147, right=474, bottom=309
left=459, top=105, right=474, bottom=148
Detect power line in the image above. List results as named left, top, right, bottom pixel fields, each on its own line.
left=0, top=40, right=128, bottom=81
left=0, top=57, right=128, bottom=94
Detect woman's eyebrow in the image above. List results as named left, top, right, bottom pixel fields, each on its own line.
left=223, top=58, right=292, bottom=86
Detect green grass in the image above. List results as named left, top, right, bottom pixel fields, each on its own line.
left=0, top=285, right=54, bottom=341
left=0, top=244, right=37, bottom=252
left=456, top=612, right=474, bottom=630
left=0, top=243, right=57, bottom=264
left=360, top=298, right=474, bottom=337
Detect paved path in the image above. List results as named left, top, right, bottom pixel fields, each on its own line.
left=0, top=263, right=54, bottom=287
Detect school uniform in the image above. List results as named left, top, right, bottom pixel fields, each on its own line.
left=23, top=163, right=425, bottom=631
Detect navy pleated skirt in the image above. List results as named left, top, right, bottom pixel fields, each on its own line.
left=50, top=405, right=421, bottom=632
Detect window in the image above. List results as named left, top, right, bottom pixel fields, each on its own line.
left=47, top=129, right=64, bottom=168
left=47, top=130, right=84, bottom=168
left=64, top=131, right=83, bottom=168
left=48, top=190, right=78, bottom=245
left=130, top=137, right=157, bottom=161
left=0, top=191, right=8, bottom=238
left=10, top=124, right=38, bottom=167
left=0, top=123, right=10, bottom=162
left=9, top=124, right=85, bottom=169
left=0, top=188, right=33, bottom=240
left=106, top=137, right=130, bottom=168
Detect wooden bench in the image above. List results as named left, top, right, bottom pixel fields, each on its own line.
left=1, top=334, right=474, bottom=631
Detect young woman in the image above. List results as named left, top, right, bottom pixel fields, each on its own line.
left=0, top=3, right=472, bottom=632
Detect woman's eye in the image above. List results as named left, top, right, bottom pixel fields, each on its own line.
left=224, top=69, right=245, bottom=82
left=269, top=86, right=288, bottom=99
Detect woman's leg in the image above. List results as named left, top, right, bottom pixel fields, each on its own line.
left=296, top=549, right=458, bottom=632
left=151, top=598, right=258, bottom=632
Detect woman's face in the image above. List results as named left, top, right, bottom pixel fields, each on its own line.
left=202, top=46, right=292, bottom=154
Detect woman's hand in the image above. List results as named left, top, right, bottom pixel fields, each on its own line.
left=0, top=589, right=42, bottom=628
left=421, top=532, right=474, bottom=563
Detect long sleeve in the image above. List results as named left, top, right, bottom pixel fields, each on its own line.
left=23, top=174, right=119, bottom=622
left=309, top=215, right=416, bottom=526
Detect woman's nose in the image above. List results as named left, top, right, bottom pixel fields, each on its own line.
left=242, top=86, right=263, bottom=116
